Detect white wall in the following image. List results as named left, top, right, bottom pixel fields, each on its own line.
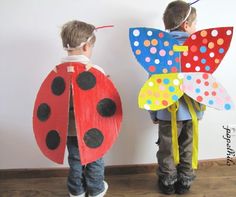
left=0, top=0, right=236, bottom=169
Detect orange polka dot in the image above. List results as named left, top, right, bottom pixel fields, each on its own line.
left=163, top=93, right=169, bottom=99
left=217, top=38, right=224, bottom=45
left=151, top=39, right=158, bottom=46
left=200, top=30, right=207, bottom=37
left=215, top=59, right=220, bottom=64
left=164, top=41, right=169, bottom=46
left=162, top=68, right=168, bottom=74
left=144, top=40, right=150, bottom=47
left=154, top=92, right=160, bottom=98
left=147, top=90, right=152, bottom=95
left=140, top=93, right=146, bottom=98
left=208, top=42, right=215, bottom=49
left=135, top=49, right=141, bottom=55
left=212, top=82, right=218, bottom=89
left=169, top=50, right=174, bottom=56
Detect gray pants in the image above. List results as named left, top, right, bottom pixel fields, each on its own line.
left=157, top=120, right=196, bottom=186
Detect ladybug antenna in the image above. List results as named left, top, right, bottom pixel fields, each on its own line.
left=95, top=25, right=114, bottom=30
left=64, top=25, right=114, bottom=51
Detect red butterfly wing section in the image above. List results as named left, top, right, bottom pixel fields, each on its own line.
left=181, top=27, right=233, bottom=73
left=72, top=63, right=122, bottom=165
left=33, top=63, right=71, bottom=164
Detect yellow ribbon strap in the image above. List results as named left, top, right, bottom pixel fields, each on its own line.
left=183, top=95, right=198, bottom=169
left=193, top=100, right=206, bottom=112
left=168, top=102, right=179, bottom=165
left=173, top=45, right=188, bottom=52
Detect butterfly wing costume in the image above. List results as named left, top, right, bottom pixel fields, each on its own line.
left=129, top=27, right=234, bottom=168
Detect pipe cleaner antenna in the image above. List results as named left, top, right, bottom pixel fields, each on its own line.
left=189, top=0, right=200, bottom=5
left=95, top=25, right=114, bottom=30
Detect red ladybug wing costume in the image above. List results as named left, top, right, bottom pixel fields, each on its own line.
left=33, top=62, right=122, bottom=165
left=72, top=63, right=122, bottom=164
left=33, top=64, right=70, bottom=164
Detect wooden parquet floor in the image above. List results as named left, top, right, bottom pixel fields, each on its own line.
left=0, top=164, right=236, bottom=197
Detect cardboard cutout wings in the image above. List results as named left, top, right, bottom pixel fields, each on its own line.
left=129, top=27, right=234, bottom=111
left=33, top=62, right=122, bottom=165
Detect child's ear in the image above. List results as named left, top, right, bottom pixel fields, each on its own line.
left=182, top=21, right=189, bottom=31
left=82, top=43, right=89, bottom=52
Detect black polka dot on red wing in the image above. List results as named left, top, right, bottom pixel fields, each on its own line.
left=97, top=98, right=116, bottom=117
left=84, top=128, right=104, bottom=148
left=51, top=76, right=66, bottom=95
left=46, top=130, right=60, bottom=150
left=76, top=71, right=96, bottom=90
left=37, top=103, right=51, bottom=121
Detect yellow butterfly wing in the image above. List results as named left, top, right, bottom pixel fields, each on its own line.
left=138, top=73, right=184, bottom=110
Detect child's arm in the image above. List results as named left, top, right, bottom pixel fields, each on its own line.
left=149, top=110, right=159, bottom=124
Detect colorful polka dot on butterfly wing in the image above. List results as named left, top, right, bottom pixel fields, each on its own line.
left=138, top=74, right=183, bottom=110
left=181, top=27, right=233, bottom=74
left=183, top=72, right=234, bottom=110
left=130, top=28, right=180, bottom=74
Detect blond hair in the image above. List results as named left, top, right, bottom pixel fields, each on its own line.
left=163, top=0, right=196, bottom=31
left=61, top=20, right=96, bottom=50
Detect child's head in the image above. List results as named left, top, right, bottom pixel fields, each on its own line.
left=61, top=20, right=96, bottom=57
left=163, top=0, right=197, bottom=34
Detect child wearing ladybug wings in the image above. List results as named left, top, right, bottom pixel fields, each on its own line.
left=33, top=20, right=122, bottom=197
left=129, top=0, right=234, bottom=195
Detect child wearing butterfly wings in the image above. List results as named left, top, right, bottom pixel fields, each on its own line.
left=149, top=0, right=205, bottom=195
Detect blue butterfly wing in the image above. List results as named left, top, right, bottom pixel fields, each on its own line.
left=129, top=27, right=181, bottom=74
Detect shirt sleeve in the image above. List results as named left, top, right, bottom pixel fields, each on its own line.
left=149, top=110, right=158, bottom=121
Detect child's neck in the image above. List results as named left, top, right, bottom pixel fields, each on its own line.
left=67, top=50, right=90, bottom=58
left=68, top=50, right=83, bottom=56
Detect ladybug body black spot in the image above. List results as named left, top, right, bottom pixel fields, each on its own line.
left=83, top=128, right=104, bottom=148
left=97, top=98, right=116, bottom=117
left=46, top=130, right=60, bottom=150
left=76, top=71, right=96, bottom=90
left=51, top=76, right=66, bottom=95
left=37, top=103, right=51, bottom=121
